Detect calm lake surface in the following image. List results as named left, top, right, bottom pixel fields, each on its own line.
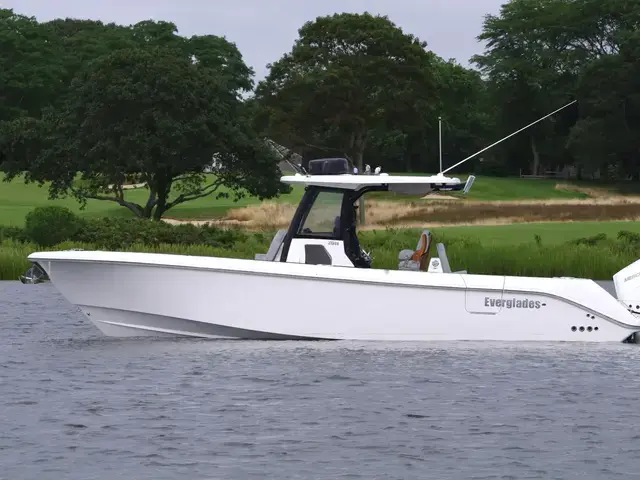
left=2, top=280, right=640, bottom=479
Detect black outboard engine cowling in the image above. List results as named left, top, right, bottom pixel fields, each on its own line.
left=307, top=158, right=350, bottom=175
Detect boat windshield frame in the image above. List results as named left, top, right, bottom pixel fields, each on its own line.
left=278, top=185, right=385, bottom=263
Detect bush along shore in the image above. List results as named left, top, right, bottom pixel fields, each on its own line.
left=2, top=206, right=640, bottom=281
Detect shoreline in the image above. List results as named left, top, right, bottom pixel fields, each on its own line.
left=162, top=216, right=640, bottom=228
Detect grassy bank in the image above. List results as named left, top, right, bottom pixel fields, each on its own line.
left=3, top=226, right=640, bottom=281
left=413, top=221, right=640, bottom=246
left=4, top=173, right=639, bottom=226
left=361, top=228, right=639, bottom=279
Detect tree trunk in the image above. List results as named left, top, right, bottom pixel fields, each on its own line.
left=151, top=176, right=170, bottom=221
left=404, top=136, right=413, bottom=172
left=152, top=200, right=169, bottom=221
left=120, top=201, right=146, bottom=218
left=530, top=134, right=540, bottom=176
left=142, top=184, right=157, bottom=219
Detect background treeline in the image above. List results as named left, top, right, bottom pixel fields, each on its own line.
left=1, top=0, right=639, bottom=222
left=254, top=0, right=639, bottom=180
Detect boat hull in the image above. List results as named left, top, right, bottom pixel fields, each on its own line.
left=28, top=250, right=640, bottom=343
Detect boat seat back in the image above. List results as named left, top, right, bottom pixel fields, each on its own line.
left=434, top=242, right=467, bottom=274
left=255, top=229, right=287, bottom=262
left=436, top=243, right=452, bottom=273
left=398, top=230, right=432, bottom=271
left=412, top=230, right=433, bottom=270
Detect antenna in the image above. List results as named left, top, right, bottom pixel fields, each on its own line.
left=441, top=100, right=577, bottom=175
left=265, top=138, right=306, bottom=175
left=438, top=116, right=443, bottom=174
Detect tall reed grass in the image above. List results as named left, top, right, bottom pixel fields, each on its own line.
left=2, top=229, right=639, bottom=281
left=360, top=229, right=639, bottom=279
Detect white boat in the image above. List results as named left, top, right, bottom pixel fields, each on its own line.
left=23, top=101, right=640, bottom=343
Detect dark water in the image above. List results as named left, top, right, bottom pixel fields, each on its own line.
left=3, top=281, right=640, bottom=479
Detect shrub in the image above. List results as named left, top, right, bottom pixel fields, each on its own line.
left=0, top=225, right=28, bottom=243
left=72, top=217, right=248, bottom=250
left=24, top=206, right=83, bottom=247
left=569, top=233, right=608, bottom=247
left=618, top=230, right=640, bottom=247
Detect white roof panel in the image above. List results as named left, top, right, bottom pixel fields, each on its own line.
left=280, top=173, right=463, bottom=194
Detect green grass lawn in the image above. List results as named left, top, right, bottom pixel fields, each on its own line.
left=2, top=172, right=639, bottom=226
left=0, top=174, right=305, bottom=226
left=371, top=173, right=640, bottom=202
left=459, top=176, right=585, bottom=201
left=370, top=175, right=598, bottom=202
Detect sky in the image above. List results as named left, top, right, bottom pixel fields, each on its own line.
left=4, top=0, right=506, bottom=81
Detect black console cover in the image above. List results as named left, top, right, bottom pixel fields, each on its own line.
left=308, top=157, right=350, bottom=175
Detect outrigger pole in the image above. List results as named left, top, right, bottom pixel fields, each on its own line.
left=438, top=116, right=443, bottom=173
left=439, top=100, right=577, bottom=175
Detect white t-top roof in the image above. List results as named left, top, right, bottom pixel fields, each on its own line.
left=280, top=173, right=463, bottom=194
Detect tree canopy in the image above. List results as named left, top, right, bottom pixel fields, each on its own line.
left=3, top=45, right=283, bottom=220
left=0, top=11, right=286, bottom=219
left=472, top=0, right=640, bottom=179
left=254, top=13, right=439, bottom=173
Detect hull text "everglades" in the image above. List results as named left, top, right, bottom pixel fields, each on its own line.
left=484, top=297, right=543, bottom=309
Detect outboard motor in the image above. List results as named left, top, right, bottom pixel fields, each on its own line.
left=19, top=263, right=49, bottom=284
left=613, top=259, right=640, bottom=313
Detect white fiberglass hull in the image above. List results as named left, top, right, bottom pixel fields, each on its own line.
left=27, top=250, right=640, bottom=343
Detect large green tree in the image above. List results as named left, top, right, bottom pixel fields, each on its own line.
left=2, top=46, right=285, bottom=220
left=0, top=12, right=135, bottom=172
left=435, top=60, right=495, bottom=170
left=0, top=9, right=63, bottom=122
left=473, top=0, right=640, bottom=178
left=360, top=57, right=494, bottom=174
left=472, top=0, right=579, bottom=176
left=1, top=15, right=285, bottom=219
left=568, top=29, right=640, bottom=179
left=254, top=12, right=438, bottom=174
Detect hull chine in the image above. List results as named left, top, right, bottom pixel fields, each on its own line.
left=80, top=305, right=329, bottom=341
